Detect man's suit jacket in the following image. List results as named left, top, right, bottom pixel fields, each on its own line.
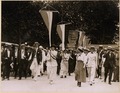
left=2, top=48, right=12, bottom=65
left=103, top=51, right=116, bottom=68
left=36, top=48, right=42, bottom=65
left=25, top=48, right=32, bottom=60
left=31, top=48, right=41, bottom=65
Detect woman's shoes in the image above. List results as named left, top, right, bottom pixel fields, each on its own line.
left=49, top=80, right=54, bottom=85
left=77, top=82, right=81, bottom=87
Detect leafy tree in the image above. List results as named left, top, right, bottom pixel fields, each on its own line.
left=2, top=1, right=119, bottom=47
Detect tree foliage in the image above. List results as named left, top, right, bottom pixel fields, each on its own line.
left=2, top=1, right=119, bottom=47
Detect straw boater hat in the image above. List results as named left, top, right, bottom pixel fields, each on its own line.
left=78, top=46, right=83, bottom=52
left=99, top=45, right=103, bottom=48
left=83, top=47, right=89, bottom=52
left=107, top=46, right=112, bottom=50
left=103, top=48, right=107, bottom=51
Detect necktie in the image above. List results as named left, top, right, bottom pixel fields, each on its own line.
left=109, top=52, right=111, bottom=57
left=8, top=50, right=10, bottom=57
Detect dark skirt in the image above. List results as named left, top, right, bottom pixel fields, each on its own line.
left=68, top=58, right=76, bottom=73
left=74, top=61, right=86, bottom=82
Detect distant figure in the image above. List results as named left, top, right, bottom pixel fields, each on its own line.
left=56, top=50, right=62, bottom=75
left=18, top=44, right=26, bottom=80
left=2, top=45, right=12, bottom=80
left=103, top=46, right=116, bottom=85
left=112, top=49, right=119, bottom=82
left=36, top=46, right=46, bottom=76
left=97, top=45, right=104, bottom=79
left=12, top=45, right=19, bottom=79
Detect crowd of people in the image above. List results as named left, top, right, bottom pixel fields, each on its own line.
left=1, top=42, right=119, bottom=87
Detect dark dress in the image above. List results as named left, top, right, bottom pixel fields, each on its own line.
left=68, top=52, right=76, bottom=74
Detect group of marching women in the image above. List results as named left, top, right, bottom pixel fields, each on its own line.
left=1, top=42, right=119, bottom=87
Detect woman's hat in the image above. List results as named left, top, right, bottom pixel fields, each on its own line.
left=107, top=46, right=113, bottom=51
left=90, top=46, right=95, bottom=50
left=51, top=44, right=56, bottom=48
left=83, top=47, right=89, bottom=51
left=78, top=46, right=83, bottom=52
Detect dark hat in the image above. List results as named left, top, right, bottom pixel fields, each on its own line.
left=63, top=50, right=67, bottom=52
left=4, top=44, right=8, bottom=47
left=78, top=49, right=83, bottom=52
left=34, top=42, right=39, bottom=45
left=51, top=44, right=56, bottom=48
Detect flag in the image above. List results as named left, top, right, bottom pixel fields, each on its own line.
left=39, top=4, right=59, bottom=47
left=40, top=10, right=53, bottom=47
left=57, top=24, right=65, bottom=50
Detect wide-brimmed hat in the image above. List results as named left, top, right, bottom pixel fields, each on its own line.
left=78, top=46, right=83, bottom=52
left=107, top=46, right=113, bottom=50
left=83, top=47, right=89, bottom=52
left=103, top=48, right=107, bottom=51
left=21, top=44, right=25, bottom=46
left=90, top=46, right=95, bottom=50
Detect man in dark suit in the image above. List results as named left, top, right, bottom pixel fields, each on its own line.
left=56, top=50, right=62, bottom=75
left=97, top=45, right=104, bottom=79
left=112, top=49, right=119, bottom=82
left=10, top=45, right=19, bottom=79
left=103, top=46, right=116, bottom=85
left=18, top=44, right=26, bottom=80
left=36, top=46, right=44, bottom=76
left=2, top=44, right=12, bottom=80
left=24, top=46, right=32, bottom=77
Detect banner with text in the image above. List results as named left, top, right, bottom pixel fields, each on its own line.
left=67, top=30, right=78, bottom=48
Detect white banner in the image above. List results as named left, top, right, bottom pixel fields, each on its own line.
left=57, top=24, right=65, bottom=50
left=40, top=10, right=53, bottom=47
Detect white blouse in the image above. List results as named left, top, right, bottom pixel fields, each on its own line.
left=76, top=53, right=84, bottom=62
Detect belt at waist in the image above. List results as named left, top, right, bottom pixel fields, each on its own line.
left=77, top=60, right=83, bottom=62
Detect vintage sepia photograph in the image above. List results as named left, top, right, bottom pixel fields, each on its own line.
left=1, top=0, right=120, bottom=92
